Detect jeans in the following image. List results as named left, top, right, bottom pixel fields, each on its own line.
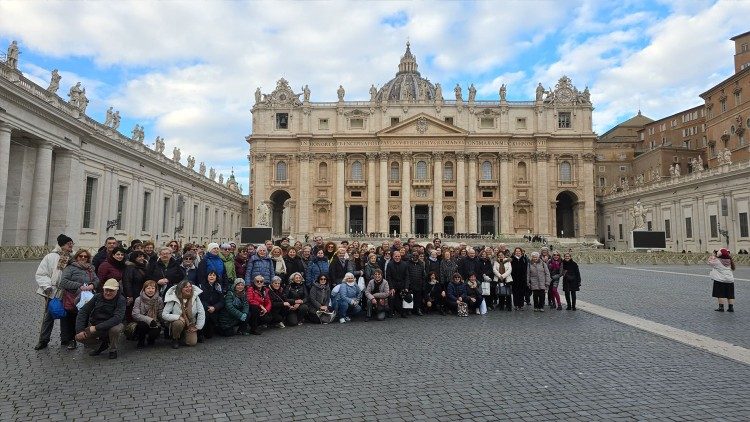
left=335, top=299, right=361, bottom=319
left=532, top=289, right=546, bottom=309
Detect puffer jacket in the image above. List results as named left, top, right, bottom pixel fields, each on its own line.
left=245, top=255, right=275, bottom=286
left=305, top=257, right=330, bottom=288
left=332, top=281, right=361, bottom=305
left=527, top=260, right=551, bottom=290
left=199, top=280, right=225, bottom=312
left=161, top=285, right=206, bottom=330
left=285, top=282, right=308, bottom=303
left=218, top=283, right=249, bottom=329
left=708, top=256, right=734, bottom=282
left=60, top=262, right=100, bottom=293
left=132, top=290, right=164, bottom=325
left=75, top=293, right=126, bottom=333
left=446, top=281, right=468, bottom=305
left=306, top=281, right=331, bottom=310
left=406, top=260, right=426, bottom=292
left=247, top=284, right=272, bottom=310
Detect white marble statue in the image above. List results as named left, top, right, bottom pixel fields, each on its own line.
left=172, top=147, right=181, bottom=162
left=369, top=84, right=377, bottom=102
left=282, top=205, right=290, bottom=232
left=111, top=111, right=120, bottom=130
left=47, top=69, right=61, bottom=94
left=68, top=82, right=82, bottom=106
left=154, top=136, right=165, bottom=154
left=337, top=85, right=345, bottom=101
left=254, top=87, right=261, bottom=104
left=209, top=167, right=216, bottom=180
left=697, top=155, right=704, bottom=171
left=499, top=84, right=507, bottom=101
left=621, top=178, right=629, bottom=191
left=104, top=107, right=114, bottom=127
left=199, top=161, right=206, bottom=175
left=6, top=41, right=19, bottom=69
left=723, top=148, right=732, bottom=165
left=131, top=124, right=144, bottom=142
left=674, top=163, right=680, bottom=176
left=78, top=88, right=89, bottom=113
left=256, top=203, right=271, bottom=227
left=454, top=84, right=462, bottom=101
left=218, top=173, right=224, bottom=184
left=536, top=83, right=545, bottom=101
left=468, top=84, right=476, bottom=103
left=631, top=200, right=646, bottom=230
left=187, top=155, right=195, bottom=170
left=636, top=174, right=644, bottom=186
left=434, top=83, right=443, bottom=102
left=303, top=84, right=310, bottom=102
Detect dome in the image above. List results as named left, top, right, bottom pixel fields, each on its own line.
left=376, top=42, right=436, bottom=103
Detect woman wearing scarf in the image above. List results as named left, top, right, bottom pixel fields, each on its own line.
left=59, top=249, right=99, bottom=350
left=284, top=272, right=308, bottom=326
left=122, top=251, right=148, bottom=311
left=162, top=280, right=205, bottom=348
left=709, top=248, right=736, bottom=312
left=547, top=252, right=563, bottom=310
left=198, top=270, right=225, bottom=341
left=97, top=247, right=127, bottom=292
left=526, top=251, right=551, bottom=312
left=197, top=243, right=227, bottom=291
left=218, top=279, right=250, bottom=336
left=132, top=280, right=164, bottom=348
left=561, top=253, right=582, bottom=310
left=270, top=246, right=287, bottom=282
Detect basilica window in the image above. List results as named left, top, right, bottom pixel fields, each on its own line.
left=481, top=161, right=492, bottom=180
left=350, top=118, right=364, bottom=129
left=318, top=118, right=329, bottom=130
left=390, top=162, right=400, bottom=181
left=391, top=117, right=400, bottom=126
left=351, top=160, right=363, bottom=180
left=516, top=118, right=527, bottom=129
left=517, top=162, right=527, bottom=182
left=559, top=161, right=572, bottom=182
left=82, top=176, right=98, bottom=229
left=276, top=113, right=289, bottom=129
left=276, top=161, right=288, bottom=181
left=443, top=162, right=454, bottom=181
left=318, top=162, right=328, bottom=181
left=444, top=117, right=454, bottom=125
left=480, top=117, right=494, bottom=128
left=415, top=161, right=428, bottom=179
left=558, top=112, right=571, bottom=129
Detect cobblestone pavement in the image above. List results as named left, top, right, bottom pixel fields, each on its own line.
left=583, top=265, right=750, bottom=348
left=2, top=261, right=749, bottom=421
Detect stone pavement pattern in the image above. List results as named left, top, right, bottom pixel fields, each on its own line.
left=1, top=261, right=749, bottom=421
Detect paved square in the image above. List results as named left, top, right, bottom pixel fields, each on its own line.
left=1, top=261, right=749, bottom=421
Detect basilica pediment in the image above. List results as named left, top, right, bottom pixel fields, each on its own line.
left=377, top=113, right=468, bottom=136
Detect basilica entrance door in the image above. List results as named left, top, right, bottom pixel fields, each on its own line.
left=556, top=191, right=577, bottom=237
left=414, top=205, right=429, bottom=235
left=348, top=205, right=364, bottom=234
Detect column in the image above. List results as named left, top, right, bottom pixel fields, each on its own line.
left=378, top=153, right=388, bottom=234
left=0, top=123, right=11, bottom=244
left=582, top=153, right=596, bottom=239
left=411, top=206, right=415, bottom=234
left=428, top=204, right=433, bottom=235
left=297, top=153, right=311, bottom=234
left=47, top=149, right=84, bottom=245
left=456, top=153, right=467, bottom=233
left=535, top=152, right=550, bottom=236
left=401, top=152, right=412, bottom=234
left=367, top=153, right=377, bottom=234
left=253, top=154, right=268, bottom=224
left=499, top=153, right=511, bottom=234
left=467, top=153, right=478, bottom=234
left=432, top=152, right=443, bottom=234
left=28, top=142, right=54, bottom=246
left=335, top=153, right=346, bottom=234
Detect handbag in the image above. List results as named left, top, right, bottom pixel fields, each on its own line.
left=481, top=281, right=491, bottom=296
left=62, top=290, right=78, bottom=311
left=456, top=301, right=468, bottom=317
left=401, top=291, right=414, bottom=309
left=48, top=297, right=67, bottom=319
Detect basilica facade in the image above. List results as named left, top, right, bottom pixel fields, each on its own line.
left=247, top=44, right=597, bottom=239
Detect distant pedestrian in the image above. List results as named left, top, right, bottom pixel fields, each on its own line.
left=710, top=248, right=735, bottom=312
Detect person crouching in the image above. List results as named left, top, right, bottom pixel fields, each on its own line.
left=131, top=280, right=164, bottom=348
left=74, top=279, right=125, bottom=359
left=162, top=280, right=206, bottom=348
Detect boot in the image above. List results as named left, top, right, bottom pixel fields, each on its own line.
left=136, top=338, right=146, bottom=349
left=727, top=304, right=734, bottom=312
left=89, top=341, right=109, bottom=356
left=566, top=305, right=572, bottom=310
left=33, top=341, right=48, bottom=351
left=171, top=339, right=180, bottom=349
left=715, top=304, right=725, bottom=312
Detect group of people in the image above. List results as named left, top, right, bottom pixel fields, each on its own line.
left=33, top=234, right=585, bottom=358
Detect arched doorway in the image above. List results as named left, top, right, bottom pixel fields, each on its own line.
left=556, top=191, right=578, bottom=238
left=270, top=190, right=291, bottom=236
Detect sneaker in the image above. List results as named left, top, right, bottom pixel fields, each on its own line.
left=277, top=322, right=286, bottom=328
left=344, top=317, right=351, bottom=322
left=475, top=309, right=480, bottom=315
left=66, top=341, right=77, bottom=350
left=339, top=318, right=347, bottom=324
left=539, top=308, right=545, bottom=312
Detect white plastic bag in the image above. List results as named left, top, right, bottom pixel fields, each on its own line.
left=77, top=290, right=94, bottom=310
left=479, top=299, right=488, bottom=315
left=481, top=281, right=491, bottom=296
left=357, top=276, right=366, bottom=292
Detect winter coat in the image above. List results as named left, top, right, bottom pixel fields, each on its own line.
left=122, top=261, right=147, bottom=299
left=199, top=281, right=226, bottom=312
left=146, top=258, right=182, bottom=295
left=425, top=258, right=441, bottom=279
left=75, top=293, right=126, bottom=333
left=446, top=281, right=468, bottom=305
left=35, top=246, right=65, bottom=298
left=548, top=258, right=563, bottom=289
left=245, top=255, right=275, bottom=286
left=60, top=262, right=100, bottom=293
left=708, top=256, right=734, bottom=283
left=439, top=259, right=458, bottom=287
left=161, top=284, right=206, bottom=330
left=406, top=260, right=426, bottom=292
left=305, top=257, right=330, bottom=288
left=218, top=284, right=249, bottom=329
left=272, top=256, right=287, bottom=279
left=198, top=252, right=228, bottom=289
left=247, top=285, right=272, bottom=310
left=363, top=262, right=380, bottom=284
left=92, top=247, right=109, bottom=273
left=510, top=255, right=529, bottom=285
left=97, top=256, right=125, bottom=284
left=424, top=280, right=443, bottom=301
left=176, top=264, right=199, bottom=285
left=269, top=286, right=288, bottom=309
left=466, top=281, right=482, bottom=300
left=479, top=258, right=494, bottom=283
left=561, top=260, right=582, bottom=291
left=234, top=256, right=249, bottom=282
left=285, top=282, right=308, bottom=304
left=386, top=260, right=409, bottom=290
left=527, top=260, right=551, bottom=290
left=328, top=258, right=355, bottom=286
left=458, top=256, right=482, bottom=281
left=492, top=259, right=513, bottom=283
left=365, top=279, right=390, bottom=301
left=220, top=253, right=237, bottom=281
left=132, top=290, right=164, bottom=325
left=307, top=282, right=331, bottom=310
left=332, top=282, right=361, bottom=305
left=283, top=256, right=306, bottom=284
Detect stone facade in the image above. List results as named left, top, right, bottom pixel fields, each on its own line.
left=247, top=44, right=597, bottom=239
left=0, top=52, right=247, bottom=250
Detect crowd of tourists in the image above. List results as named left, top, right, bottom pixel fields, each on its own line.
left=33, top=234, right=586, bottom=358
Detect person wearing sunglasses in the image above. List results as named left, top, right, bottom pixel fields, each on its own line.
left=59, top=248, right=99, bottom=350
left=246, top=275, right=271, bottom=335
left=306, top=274, right=334, bottom=324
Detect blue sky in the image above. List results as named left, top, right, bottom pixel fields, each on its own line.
left=1, top=0, right=747, bottom=195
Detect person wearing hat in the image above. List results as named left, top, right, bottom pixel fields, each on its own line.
left=710, top=248, right=736, bottom=312
left=74, top=279, right=126, bottom=359
left=33, top=234, right=75, bottom=350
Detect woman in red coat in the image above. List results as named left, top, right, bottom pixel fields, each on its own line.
left=246, top=275, right=272, bottom=335
left=96, top=247, right=127, bottom=292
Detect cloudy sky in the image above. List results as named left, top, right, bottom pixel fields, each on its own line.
left=1, top=0, right=748, bottom=194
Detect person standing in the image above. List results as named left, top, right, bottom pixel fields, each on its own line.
left=92, top=237, right=118, bottom=272
left=33, top=234, right=74, bottom=350
left=386, top=251, right=410, bottom=318
left=526, top=252, right=551, bottom=312
left=710, top=248, right=736, bottom=312
left=406, top=252, right=426, bottom=316
left=510, top=247, right=529, bottom=311
left=561, top=253, right=581, bottom=310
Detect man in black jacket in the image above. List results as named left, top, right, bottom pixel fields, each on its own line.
left=147, top=246, right=183, bottom=296
left=92, top=237, right=118, bottom=273
left=385, top=251, right=410, bottom=318
left=406, top=252, right=427, bottom=316
left=458, top=247, right=482, bottom=281
left=75, top=279, right=126, bottom=359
